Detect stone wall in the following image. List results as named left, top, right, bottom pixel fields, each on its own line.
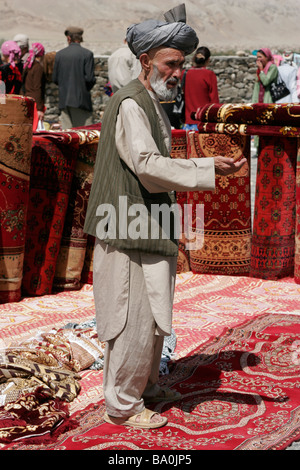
left=44, top=55, right=257, bottom=124
left=210, top=55, right=257, bottom=103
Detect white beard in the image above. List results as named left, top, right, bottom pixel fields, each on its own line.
left=150, top=66, right=179, bottom=101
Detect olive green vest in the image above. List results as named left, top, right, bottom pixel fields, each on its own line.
left=84, top=79, right=178, bottom=257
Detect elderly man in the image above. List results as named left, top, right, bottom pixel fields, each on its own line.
left=84, top=4, right=246, bottom=429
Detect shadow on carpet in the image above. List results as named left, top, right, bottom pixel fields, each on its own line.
left=2, top=313, right=300, bottom=450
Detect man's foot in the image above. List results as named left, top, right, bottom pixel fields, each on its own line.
left=104, top=408, right=168, bottom=429
left=143, top=386, right=181, bottom=404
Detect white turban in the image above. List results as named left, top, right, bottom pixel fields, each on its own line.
left=126, top=4, right=199, bottom=58
left=13, top=34, right=29, bottom=49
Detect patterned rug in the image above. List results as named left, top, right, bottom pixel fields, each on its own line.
left=0, top=124, right=101, bottom=304
left=194, top=102, right=300, bottom=281
left=250, top=135, right=297, bottom=280
left=0, top=273, right=299, bottom=450
left=0, top=95, right=34, bottom=303
left=53, top=141, right=98, bottom=292
left=293, top=144, right=300, bottom=283
left=186, top=130, right=252, bottom=276
left=22, top=134, right=79, bottom=297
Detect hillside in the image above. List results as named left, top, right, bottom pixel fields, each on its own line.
left=0, top=0, right=299, bottom=55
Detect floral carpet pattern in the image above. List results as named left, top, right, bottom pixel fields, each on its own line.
left=0, top=273, right=299, bottom=450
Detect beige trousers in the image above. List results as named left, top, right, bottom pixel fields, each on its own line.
left=60, top=106, right=94, bottom=129
left=94, top=241, right=169, bottom=418
left=103, top=318, right=164, bottom=418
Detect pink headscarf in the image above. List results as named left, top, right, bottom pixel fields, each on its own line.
left=24, top=42, right=45, bottom=70
left=258, top=48, right=275, bottom=73
left=257, top=48, right=275, bottom=103
left=1, top=41, right=21, bottom=67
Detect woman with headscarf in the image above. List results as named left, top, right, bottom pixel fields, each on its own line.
left=251, top=48, right=278, bottom=103
left=0, top=41, right=22, bottom=94
left=23, top=42, right=46, bottom=125
left=182, top=46, right=219, bottom=129
left=251, top=48, right=279, bottom=153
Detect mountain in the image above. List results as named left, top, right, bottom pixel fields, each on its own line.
left=0, top=0, right=299, bottom=55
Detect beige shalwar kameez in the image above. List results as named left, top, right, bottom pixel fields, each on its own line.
left=93, top=90, right=215, bottom=418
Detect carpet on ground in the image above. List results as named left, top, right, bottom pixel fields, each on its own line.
left=0, top=273, right=299, bottom=450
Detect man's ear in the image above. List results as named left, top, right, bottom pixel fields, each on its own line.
left=139, top=53, right=151, bottom=72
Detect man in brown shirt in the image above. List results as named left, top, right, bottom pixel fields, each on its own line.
left=23, top=43, right=46, bottom=123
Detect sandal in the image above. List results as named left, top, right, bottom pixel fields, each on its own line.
left=104, top=407, right=168, bottom=429
left=143, top=386, right=181, bottom=404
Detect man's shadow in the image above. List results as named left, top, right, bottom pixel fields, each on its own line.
left=158, top=350, right=288, bottom=414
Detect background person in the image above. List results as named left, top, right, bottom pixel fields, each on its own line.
left=108, top=39, right=141, bottom=93
left=0, top=40, right=22, bottom=94
left=251, top=47, right=279, bottom=152
left=182, top=46, right=219, bottom=129
left=23, top=42, right=46, bottom=126
left=52, top=26, right=96, bottom=129
left=276, top=50, right=298, bottom=103
left=13, top=33, right=30, bottom=76
left=251, top=48, right=278, bottom=103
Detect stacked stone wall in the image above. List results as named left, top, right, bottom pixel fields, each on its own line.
left=44, top=55, right=257, bottom=124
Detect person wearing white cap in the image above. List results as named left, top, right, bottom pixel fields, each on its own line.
left=13, top=34, right=29, bottom=54
left=108, top=39, right=141, bottom=93
left=84, top=4, right=246, bottom=429
left=282, top=50, right=296, bottom=67
left=13, top=34, right=30, bottom=75
left=276, top=51, right=298, bottom=103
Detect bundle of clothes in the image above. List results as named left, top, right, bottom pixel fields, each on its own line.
left=0, top=319, right=176, bottom=444
left=0, top=320, right=105, bottom=444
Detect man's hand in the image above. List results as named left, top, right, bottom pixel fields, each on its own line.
left=214, top=156, right=247, bottom=176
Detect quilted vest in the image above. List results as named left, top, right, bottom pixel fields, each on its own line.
left=84, top=79, right=178, bottom=257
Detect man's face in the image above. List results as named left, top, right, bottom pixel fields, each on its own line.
left=148, top=47, right=185, bottom=101
left=20, top=47, right=28, bottom=58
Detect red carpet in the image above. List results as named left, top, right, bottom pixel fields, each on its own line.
left=186, top=130, right=252, bottom=276
left=250, top=136, right=297, bottom=280
left=0, top=95, right=34, bottom=303
left=0, top=274, right=299, bottom=450
left=22, top=134, right=79, bottom=296
left=194, top=102, right=300, bottom=281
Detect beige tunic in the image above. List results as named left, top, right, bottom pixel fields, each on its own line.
left=94, top=91, right=215, bottom=341
left=108, top=46, right=141, bottom=93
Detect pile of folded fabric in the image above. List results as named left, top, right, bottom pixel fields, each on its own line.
left=0, top=323, right=105, bottom=444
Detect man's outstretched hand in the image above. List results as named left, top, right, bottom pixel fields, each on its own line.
left=214, top=156, right=247, bottom=176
